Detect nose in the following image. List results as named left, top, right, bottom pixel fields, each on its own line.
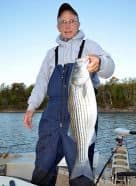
left=64, top=22, right=71, bottom=28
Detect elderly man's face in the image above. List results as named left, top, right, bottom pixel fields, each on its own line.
left=57, top=11, right=80, bottom=40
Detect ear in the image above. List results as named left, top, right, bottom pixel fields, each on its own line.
left=77, top=21, right=80, bottom=28
left=57, top=24, right=61, bottom=32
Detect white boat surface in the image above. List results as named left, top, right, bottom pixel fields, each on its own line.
left=0, top=175, right=36, bottom=185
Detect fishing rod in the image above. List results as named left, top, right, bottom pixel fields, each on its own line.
left=95, top=127, right=136, bottom=185
left=95, top=148, right=116, bottom=185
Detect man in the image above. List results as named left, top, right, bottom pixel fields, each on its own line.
left=24, top=3, right=115, bottom=186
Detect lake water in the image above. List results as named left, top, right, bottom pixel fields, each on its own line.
left=0, top=112, right=136, bottom=167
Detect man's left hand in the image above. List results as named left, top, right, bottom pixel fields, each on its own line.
left=87, top=55, right=101, bottom=73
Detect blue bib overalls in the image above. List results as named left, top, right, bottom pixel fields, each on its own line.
left=31, top=40, right=97, bottom=186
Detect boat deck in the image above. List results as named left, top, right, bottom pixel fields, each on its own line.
left=56, top=167, right=69, bottom=186
left=56, top=167, right=136, bottom=186
left=0, top=152, right=136, bottom=186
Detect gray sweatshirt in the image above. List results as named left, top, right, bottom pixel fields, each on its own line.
left=27, top=30, right=115, bottom=111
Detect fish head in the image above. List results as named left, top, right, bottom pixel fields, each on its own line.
left=71, top=57, right=89, bottom=85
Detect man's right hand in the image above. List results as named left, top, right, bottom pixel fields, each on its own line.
left=24, top=110, right=34, bottom=129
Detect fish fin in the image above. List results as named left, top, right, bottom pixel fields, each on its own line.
left=70, top=160, right=94, bottom=181
left=82, top=84, right=87, bottom=97
left=89, top=129, right=96, bottom=146
left=67, top=126, right=75, bottom=141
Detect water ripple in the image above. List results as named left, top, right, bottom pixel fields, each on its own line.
left=0, top=112, right=136, bottom=165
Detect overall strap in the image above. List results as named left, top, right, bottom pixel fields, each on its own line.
left=55, top=46, right=59, bottom=66
left=77, top=40, right=85, bottom=58
left=54, top=40, right=85, bottom=66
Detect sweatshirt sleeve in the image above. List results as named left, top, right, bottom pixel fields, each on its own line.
left=85, top=39, right=115, bottom=79
left=27, top=50, right=53, bottom=111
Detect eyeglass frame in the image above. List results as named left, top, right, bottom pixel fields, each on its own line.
left=57, top=16, right=79, bottom=25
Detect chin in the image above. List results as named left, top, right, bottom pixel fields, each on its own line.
left=63, top=33, right=74, bottom=38
left=65, top=36, right=73, bottom=40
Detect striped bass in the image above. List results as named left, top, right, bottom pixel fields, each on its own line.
left=68, top=57, right=97, bottom=181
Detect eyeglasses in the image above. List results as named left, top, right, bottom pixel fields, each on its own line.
left=58, top=18, right=79, bottom=25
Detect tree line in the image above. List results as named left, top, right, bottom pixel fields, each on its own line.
left=0, top=77, right=135, bottom=111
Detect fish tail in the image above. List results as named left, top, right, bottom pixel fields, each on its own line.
left=70, top=159, right=94, bottom=181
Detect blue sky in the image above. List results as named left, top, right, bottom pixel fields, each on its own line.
left=0, top=0, right=135, bottom=86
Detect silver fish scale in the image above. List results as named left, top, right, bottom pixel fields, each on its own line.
left=69, top=79, right=97, bottom=162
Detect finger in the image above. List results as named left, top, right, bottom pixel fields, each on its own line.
left=88, top=55, right=100, bottom=64
left=24, top=115, right=32, bottom=129
left=24, top=121, right=32, bottom=129
left=88, top=55, right=96, bottom=62
left=87, top=62, right=99, bottom=72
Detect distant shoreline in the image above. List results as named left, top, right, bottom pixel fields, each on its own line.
left=0, top=107, right=136, bottom=113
